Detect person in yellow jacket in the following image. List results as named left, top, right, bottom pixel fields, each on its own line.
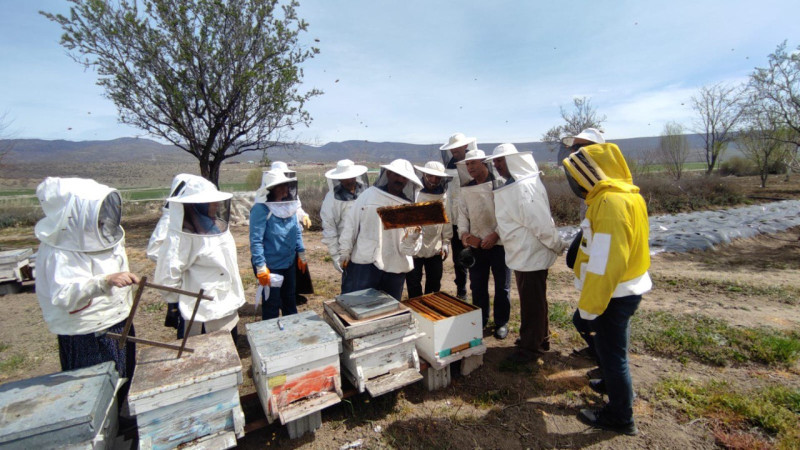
left=563, top=142, right=651, bottom=436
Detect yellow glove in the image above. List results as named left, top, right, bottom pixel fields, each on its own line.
left=301, top=215, right=312, bottom=229
left=256, top=266, right=271, bottom=286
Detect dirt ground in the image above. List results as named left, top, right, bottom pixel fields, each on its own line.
left=1, top=203, right=799, bottom=449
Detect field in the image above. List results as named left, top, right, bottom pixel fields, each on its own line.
left=0, top=162, right=799, bottom=448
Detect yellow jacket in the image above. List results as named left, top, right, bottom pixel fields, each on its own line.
left=563, top=143, right=652, bottom=319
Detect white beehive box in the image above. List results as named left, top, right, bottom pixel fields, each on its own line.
left=323, top=289, right=423, bottom=397
left=0, top=362, right=121, bottom=450
left=403, top=292, right=486, bottom=369
left=246, top=310, right=343, bottom=426
left=127, top=331, right=244, bottom=450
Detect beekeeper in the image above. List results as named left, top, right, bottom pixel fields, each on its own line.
left=487, top=144, right=568, bottom=362
left=457, top=148, right=511, bottom=339
left=563, top=142, right=651, bottom=436
left=250, top=169, right=306, bottom=320
left=320, top=159, right=369, bottom=276
left=34, top=177, right=139, bottom=379
left=339, top=159, right=423, bottom=300
left=154, top=176, right=245, bottom=338
left=406, top=161, right=453, bottom=298
left=145, top=173, right=206, bottom=337
left=440, top=133, right=475, bottom=300
left=270, top=161, right=312, bottom=229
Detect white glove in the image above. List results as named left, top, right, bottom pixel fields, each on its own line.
left=331, top=257, right=343, bottom=273
left=441, top=243, right=450, bottom=261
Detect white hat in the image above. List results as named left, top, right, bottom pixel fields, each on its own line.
left=440, top=132, right=476, bottom=151
left=271, top=161, right=289, bottom=171
left=167, top=176, right=231, bottom=203
left=325, top=159, right=368, bottom=180
left=380, top=159, right=423, bottom=187
left=414, top=161, right=449, bottom=178
left=260, top=169, right=295, bottom=191
left=562, top=128, right=605, bottom=147
left=457, top=149, right=488, bottom=164
left=484, top=143, right=530, bottom=161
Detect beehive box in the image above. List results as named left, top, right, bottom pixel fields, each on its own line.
left=402, top=292, right=486, bottom=369
left=323, top=289, right=423, bottom=397
left=0, top=362, right=121, bottom=450
left=246, top=310, right=343, bottom=427
left=127, top=331, right=244, bottom=450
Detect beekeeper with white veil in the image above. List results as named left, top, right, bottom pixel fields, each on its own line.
left=488, top=144, right=568, bottom=361
left=339, top=158, right=424, bottom=300
left=457, top=148, right=512, bottom=339
left=270, top=161, right=312, bottom=229
left=320, top=159, right=369, bottom=275
left=250, top=169, right=306, bottom=320
left=406, top=161, right=453, bottom=298
left=34, top=177, right=139, bottom=379
left=154, top=176, right=245, bottom=338
left=440, top=133, right=475, bottom=300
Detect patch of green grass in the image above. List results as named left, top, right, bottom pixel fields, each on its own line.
left=652, top=274, right=800, bottom=305
left=652, top=377, right=800, bottom=448
left=471, top=388, right=510, bottom=408
left=0, top=342, right=8, bottom=353
left=0, top=354, right=26, bottom=373
left=142, top=302, right=165, bottom=313
left=633, top=310, right=800, bottom=367
left=549, top=301, right=574, bottom=330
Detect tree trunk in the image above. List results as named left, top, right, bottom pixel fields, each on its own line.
left=198, top=158, right=223, bottom=187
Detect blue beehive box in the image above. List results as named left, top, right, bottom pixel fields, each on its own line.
left=0, top=362, right=120, bottom=449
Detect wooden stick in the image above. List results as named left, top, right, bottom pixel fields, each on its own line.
left=118, top=276, right=147, bottom=349
left=144, top=281, right=214, bottom=300
left=178, top=288, right=204, bottom=358
left=106, top=333, right=193, bottom=353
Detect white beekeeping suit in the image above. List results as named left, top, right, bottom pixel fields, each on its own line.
left=146, top=173, right=197, bottom=262
left=154, top=176, right=245, bottom=336
left=413, top=161, right=453, bottom=259
left=456, top=149, right=504, bottom=244
left=440, top=133, right=474, bottom=227
left=35, top=177, right=132, bottom=335
left=320, top=159, right=369, bottom=273
left=339, top=159, right=423, bottom=273
left=270, top=161, right=311, bottom=228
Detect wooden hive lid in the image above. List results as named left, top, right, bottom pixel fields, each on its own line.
left=335, top=288, right=400, bottom=319
left=246, top=310, right=341, bottom=371
left=0, top=362, right=118, bottom=446
left=128, top=330, right=241, bottom=402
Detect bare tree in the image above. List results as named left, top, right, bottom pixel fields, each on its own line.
left=42, top=0, right=321, bottom=185
left=542, top=97, right=607, bottom=151
left=657, top=121, right=690, bottom=180
left=0, top=113, right=15, bottom=168
left=691, top=83, right=746, bottom=175
left=738, top=93, right=796, bottom=187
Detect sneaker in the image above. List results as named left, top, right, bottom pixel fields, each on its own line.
left=586, top=367, right=603, bottom=379
left=578, top=408, right=638, bottom=436
left=494, top=325, right=509, bottom=340
left=514, top=337, right=521, bottom=346
left=456, top=292, right=468, bottom=301
left=589, top=378, right=606, bottom=395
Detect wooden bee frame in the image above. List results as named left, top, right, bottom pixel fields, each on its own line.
left=376, top=200, right=449, bottom=230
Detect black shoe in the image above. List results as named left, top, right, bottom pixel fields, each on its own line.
left=514, top=337, right=521, bottom=346
left=586, top=367, right=603, bottom=379
left=572, top=346, right=594, bottom=358
left=494, top=325, right=509, bottom=340
left=457, top=292, right=468, bottom=301
left=589, top=378, right=606, bottom=395
left=578, top=408, right=638, bottom=436
left=295, top=295, right=308, bottom=305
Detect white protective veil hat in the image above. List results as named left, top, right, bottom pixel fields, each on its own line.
left=440, top=132, right=476, bottom=151
left=325, top=159, right=368, bottom=180
left=260, top=168, right=295, bottom=191
left=167, top=176, right=232, bottom=204
left=485, top=143, right=530, bottom=160
left=414, top=161, right=449, bottom=178
left=458, top=149, right=488, bottom=164
left=562, top=127, right=606, bottom=147
left=379, top=159, right=423, bottom=188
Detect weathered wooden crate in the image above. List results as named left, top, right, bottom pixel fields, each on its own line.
left=246, top=310, right=343, bottom=432
left=323, top=289, right=423, bottom=397
left=0, top=361, right=121, bottom=449
left=127, top=331, right=244, bottom=450
left=402, top=292, right=486, bottom=370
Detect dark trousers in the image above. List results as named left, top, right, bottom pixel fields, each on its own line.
left=469, top=245, right=511, bottom=327
left=572, top=309, right=598, bottom=362
left=577, top=295, right=642, bottom=423
left=406, top=255, right=443, bottom=299
left=515, top=269, right=550, bottom=355
left=342, top=262, right=407, bottom=300
left=451, top=226, right=468, bottom=297
left=262, top=258, right=298, bottom=320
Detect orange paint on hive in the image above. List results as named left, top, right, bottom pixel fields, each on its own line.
left=272, top=365, right=339, bottom=405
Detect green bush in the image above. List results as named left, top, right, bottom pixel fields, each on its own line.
left=720, top=157, right=758, bottom=176
left=245, top=168, right=263, bottom=191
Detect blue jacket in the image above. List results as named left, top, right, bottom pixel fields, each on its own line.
left=249, top=203, right=305, bottom=271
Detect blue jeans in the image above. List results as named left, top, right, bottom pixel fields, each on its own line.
left=468, top=245, right=511, bottom=327
left=342, top=262, right=406, bottom=300
left=262, top=258, right=298, bottom=320
left=582, top=294, right=642, bottom=423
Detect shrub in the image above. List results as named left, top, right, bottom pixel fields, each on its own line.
left=298, top=184, right=327, bottom=231
left=720, top=157, right=758, bottom=176
left=245, top=168, right=263, bottom=191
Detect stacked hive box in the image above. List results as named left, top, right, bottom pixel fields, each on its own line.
left=0, top=362, right=121, bottom=449
left=323, top=288, right=423, bottom=397
left=403, top=292, right=486, bottom=389
left=127, top=331, right=245, bottom=450
left=246, top=310, right=342, bottom=438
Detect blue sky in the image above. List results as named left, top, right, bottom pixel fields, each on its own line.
left=0, top=0, right=797, bottom=145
